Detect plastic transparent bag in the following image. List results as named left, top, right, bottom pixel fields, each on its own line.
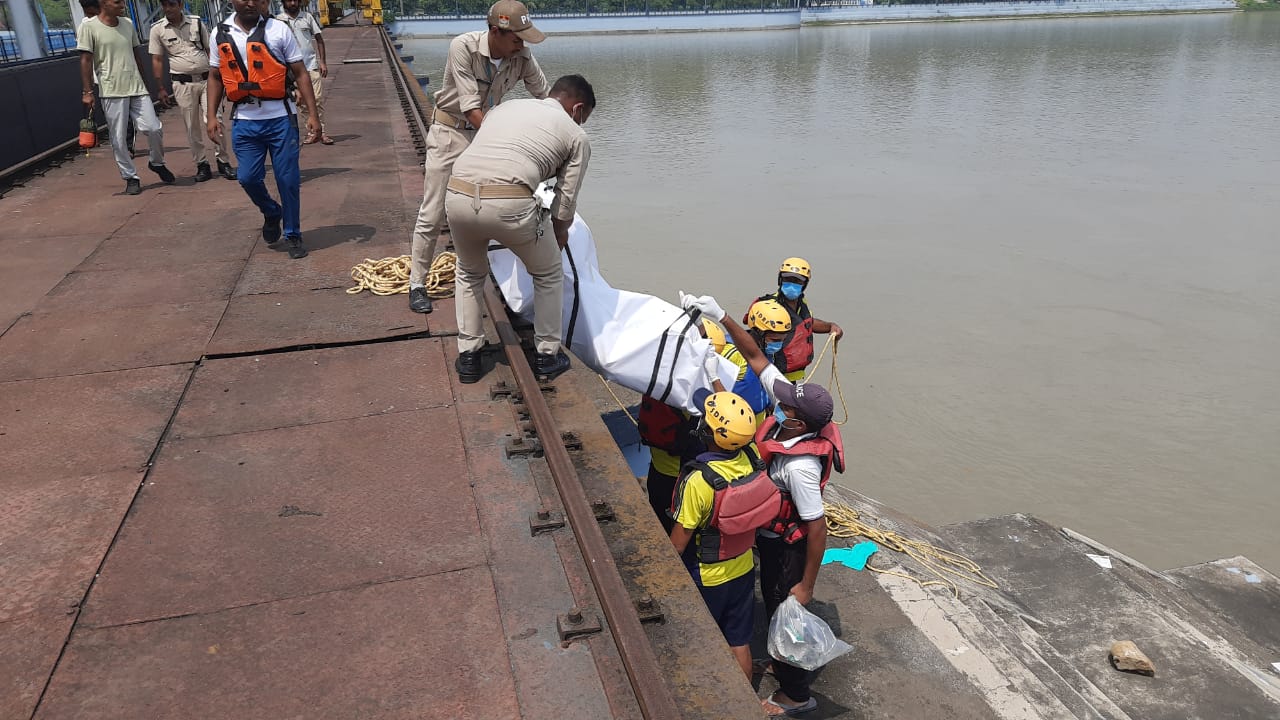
left=767, top=596, right=854, bottom=671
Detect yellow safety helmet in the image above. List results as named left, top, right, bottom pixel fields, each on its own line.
left=779, top=257, right=812, bottom=280
left=702, top=391, right=757, bottom=451
left=747, top=299, right=792, bottom=334
left=701, top=318, right=727, bottom=354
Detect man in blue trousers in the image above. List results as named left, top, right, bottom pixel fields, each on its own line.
left=206, top=0, right=319, bottom=259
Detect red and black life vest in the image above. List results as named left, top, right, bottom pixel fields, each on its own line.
left=637, top=394, right=698, bottom=456
left=216, top=18, right=290, bottom=104
left=744, top=293, right=815, bottom=376
left=674, top=446, right=782, bottom=563
left=754, top=416, right=845, bottom=543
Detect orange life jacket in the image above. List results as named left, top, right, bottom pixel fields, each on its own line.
left=754, top=416, right=845, bottom=543
left=674, top=446, right=782, bottom=563
left=744, top=293, right=815, bottom=376
left=216, top=18, right=290, bottom=104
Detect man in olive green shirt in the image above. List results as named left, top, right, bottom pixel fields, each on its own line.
left=78, top=0, right=173, bottom=195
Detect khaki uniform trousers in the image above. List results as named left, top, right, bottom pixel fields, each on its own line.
left=445, top=191, right=563, bottom=356
left=409, top=121, right=473, bottom=286
left=172, top=79, right=229, bottom=166
left=298, top=69, right=325, bottom=135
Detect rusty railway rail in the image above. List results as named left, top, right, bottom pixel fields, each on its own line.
left=380, top=29, right=430, bottom=159
left=379, top=27, right=683, bottom=719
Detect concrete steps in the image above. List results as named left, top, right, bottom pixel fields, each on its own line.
left=935, top=514, right=1280, bottom=720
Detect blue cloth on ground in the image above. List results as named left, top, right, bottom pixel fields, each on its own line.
left=822, top=541, right=879, bottom=571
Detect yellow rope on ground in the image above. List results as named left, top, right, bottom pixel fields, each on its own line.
left=804, top=334, right=850, bottom=426
left=347, top=252, right=457, bottom=297
left=824, top=488, right=999, bottom=599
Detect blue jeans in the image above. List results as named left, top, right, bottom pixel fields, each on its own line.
left=232, top=115, right=301, bottom=237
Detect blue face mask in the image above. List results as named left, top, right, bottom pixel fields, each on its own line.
left=765, top=340, right=784, bottom=357
left=773, top=405, right=789, bottom=427
left=780, top=282, right=805, bottom=301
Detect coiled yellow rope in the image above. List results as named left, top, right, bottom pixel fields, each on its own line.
left=824, top=486, right=998, bottom=598
left=347, top=252, right=457, bottom=297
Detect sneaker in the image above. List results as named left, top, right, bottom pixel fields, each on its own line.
left=262, top=215, right=282, bottom=244
left=533, top=350, right=571, bottom=381
left=148, top=163, right=175, bottom=184
left=124, top=178, right=141, bottom=195
left=455, top=350, right=484, bottom=384
left=195, top=162, right=212, bottom=182
left=217, top=160, right=237, bottom=180
left=286, top=235, right=307, bottom=259
left=408, top=287, right=433, bottom=314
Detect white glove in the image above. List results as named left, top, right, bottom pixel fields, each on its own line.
left=678, top=290, right=726, bottom=322
left=702, top=345, right=720, bottom=388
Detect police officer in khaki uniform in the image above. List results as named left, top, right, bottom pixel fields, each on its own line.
left=149, top=0, right=234, bottom=181
left=406, top=0, right=550, bottom=315
left=445, top=74, right=595, bottom=385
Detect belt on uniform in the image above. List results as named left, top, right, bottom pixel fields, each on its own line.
left=170, top=72, right=209, bottom=83
left=447, top=177, right=531, bottom=199
left=432, top=107, right=469, bottom=130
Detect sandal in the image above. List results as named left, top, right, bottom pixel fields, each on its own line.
left=762, top=692, right=818, bottom=718
left=303, top=131, right=319, bottom=145
left=319, top=134, right=335, bottom=145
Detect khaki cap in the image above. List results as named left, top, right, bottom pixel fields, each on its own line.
left=487, top=0, right=545, bottom=43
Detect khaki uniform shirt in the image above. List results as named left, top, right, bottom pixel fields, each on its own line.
left=148, top=15, right=210, bottom=76
left=451, top=98, right=591, bottom=223
left=432, top=30, right=549, bottom=120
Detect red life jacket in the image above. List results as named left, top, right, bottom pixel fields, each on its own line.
left=637, top=394, right=697, bottom=456
left=744, top=293, right=815, bottom=376
left=675, top=446, right=782, bottom=564
left=216, top=18, right=290, bottom=104
left=754, top=416, right=845, bottom=543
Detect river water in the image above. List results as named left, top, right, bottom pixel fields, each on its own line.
left=405, top=13, right=1280, bottom=572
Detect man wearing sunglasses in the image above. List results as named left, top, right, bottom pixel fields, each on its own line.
left=405, top=0, right=550, bottom=315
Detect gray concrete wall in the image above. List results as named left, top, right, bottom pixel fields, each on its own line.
left=393, top=0, right=1235, bottom=37
left=802, top=0, right=1236, bottom=23
left=394, top=11, right=800, bottom=36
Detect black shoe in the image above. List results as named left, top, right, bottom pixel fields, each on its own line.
left=409, top=287, right=433, bottom=314
left=195, top=162, right=212, bottom=182
left=262, top=215, right=282, bottom=244
left=124, top=178, right=141, bottom=195
left=286, top=235, right=307, bottom=259
left=148, top=163, right=175, bottom=184
left=217, top=160, right=237, bottom=180
left=455, top=350, right=484, bottom=384
left=534, top=351, right=571, bottom=381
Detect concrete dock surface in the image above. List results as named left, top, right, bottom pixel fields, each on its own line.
left=4, top=22, right=1280, bottom=720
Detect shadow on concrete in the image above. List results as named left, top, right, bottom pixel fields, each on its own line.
left=325, top=134, right=362, bottom=143
left=295, top=223, right=378, bottom=250
left=299, top=166, right=351, bottom=184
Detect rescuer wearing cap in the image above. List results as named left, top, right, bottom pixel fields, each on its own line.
left=404, top=0, right=551, bottom=315
left=669, top=387, right=781, bottom=681
left=682, top=290, right=845, bottom=718
left=744, top=257, right=844, bottom=382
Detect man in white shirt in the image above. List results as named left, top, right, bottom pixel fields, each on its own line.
left=207, top=0, right=320, bottom=259
left=277, top=0, right=330, bottom=145
left=683, top=290, right=843, bottom=719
